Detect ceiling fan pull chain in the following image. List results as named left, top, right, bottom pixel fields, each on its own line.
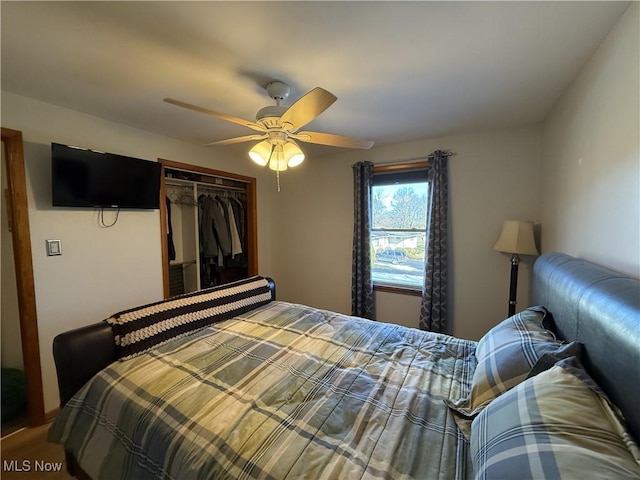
left=276, top=170, right=281, bottom=192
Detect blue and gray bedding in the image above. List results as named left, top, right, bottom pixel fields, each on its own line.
left=49, top=276, right=640, bottom=479
left=49, top=301, right=477, bottom=480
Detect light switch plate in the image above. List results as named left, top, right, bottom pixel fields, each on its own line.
left=46, top=239, right=62, bottom=256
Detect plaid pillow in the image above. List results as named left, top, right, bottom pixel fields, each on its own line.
left=448, top=307, right=578, bottom=422
left=471, top=357, right=640, bottom=480
left=106, top=276, right=273, bottom=360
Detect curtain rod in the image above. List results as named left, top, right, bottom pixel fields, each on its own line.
left=376, top=150, right=456, bottom=167
left=429, top=150, right=455, bottom=158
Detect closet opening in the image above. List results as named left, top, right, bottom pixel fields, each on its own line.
left=159, top=158, right=258, bottom=298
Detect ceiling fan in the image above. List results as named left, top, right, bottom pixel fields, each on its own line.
left=164, top=81, right=374, bottom=172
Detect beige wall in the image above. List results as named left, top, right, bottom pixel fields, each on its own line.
left=273, top=127, right=542, bottom=341
left=541, top=2, right=639, bottom=277
left=1, top=92, right=279, bottom=412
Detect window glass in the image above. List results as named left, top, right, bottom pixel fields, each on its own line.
left=371, top=179, right=428, bottom=289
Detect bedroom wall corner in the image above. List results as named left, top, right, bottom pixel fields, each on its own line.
left=540, top=2, right=640, bottom=278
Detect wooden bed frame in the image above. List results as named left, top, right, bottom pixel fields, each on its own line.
left=52, top=253, right=640, bottom=477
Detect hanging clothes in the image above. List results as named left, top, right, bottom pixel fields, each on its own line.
left=209, top=195, right=232, bottom=256
left=198, top=195, right=219, bottom=258
left=165, top=171, right=252, bottom=292
left=230, top=197, right=246, bottom=251
left=219, top=197, right=243, bottom=257
left=166, top=196, right=176, bottom=261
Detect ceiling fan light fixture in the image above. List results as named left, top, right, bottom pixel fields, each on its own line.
left=248, top=140, right=271, bottom=166
left=283, top=140, right=305, bottom=168
left=165, top=81, right=374, bottom=183
left=268, top=144, right=288, bottom=171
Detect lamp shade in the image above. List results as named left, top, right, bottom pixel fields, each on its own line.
left=249, top=140, right=305, bottom=171
left=492, top=220, right=539, bottom=255
left=283, top=140, right=305, bottom=167
left=248, top=141, right=271, bottom=166
left=268, top=145, right=288, bottom=171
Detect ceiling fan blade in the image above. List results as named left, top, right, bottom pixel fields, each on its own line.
left=293, top=131, right=374, bottom=149
left=204, top=134, right=267, bottom=147
left=163, top=98, right=265, bottom=132
left=279, top=87, right=337, bottom=131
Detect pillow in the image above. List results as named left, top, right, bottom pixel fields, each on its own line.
left=470, top=357, right=640, bottom=480
left=106, top=275, right=273, bottom=360
left=448, top=307, right=579, bottom=419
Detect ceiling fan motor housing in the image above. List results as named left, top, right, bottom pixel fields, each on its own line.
left=256, top=105, right=288, bottom=123
left=266, top=81, right=290, bottom=101
left=256, top=81, right=291, bottom=123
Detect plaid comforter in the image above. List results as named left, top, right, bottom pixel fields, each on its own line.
left=49, top=301, right=477, bottom=480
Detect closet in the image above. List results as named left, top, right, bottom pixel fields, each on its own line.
left=159, top=158, right=258, bottom=298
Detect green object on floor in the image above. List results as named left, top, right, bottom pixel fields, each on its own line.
left=1, top=367, right=27, bottom=424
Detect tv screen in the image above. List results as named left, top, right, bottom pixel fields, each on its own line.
left=52, top=143, right=161, bottom=209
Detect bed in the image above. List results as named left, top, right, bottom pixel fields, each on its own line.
left=49, top=252, right=640, bottom=479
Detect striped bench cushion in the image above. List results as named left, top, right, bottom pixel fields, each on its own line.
left=106, top=276, right=273, bottom=360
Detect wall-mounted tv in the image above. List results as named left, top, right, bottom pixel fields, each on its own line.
left=52, top=143, right=162, bottom=209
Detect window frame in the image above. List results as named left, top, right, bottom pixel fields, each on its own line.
left=371, top=160, right=429, bottom=296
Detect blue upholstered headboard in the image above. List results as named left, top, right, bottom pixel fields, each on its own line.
left=531, top=252, right=640, bottom=442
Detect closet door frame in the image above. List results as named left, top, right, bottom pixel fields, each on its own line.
left=158, top=158, right=258, bottom=298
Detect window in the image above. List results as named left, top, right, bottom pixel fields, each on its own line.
left=371, top=163, right=429, bottom=292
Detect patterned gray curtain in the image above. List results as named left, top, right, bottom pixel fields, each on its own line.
left=351, top=161, right=375, bottom=319
left=419, top=151, right=449, bottom=333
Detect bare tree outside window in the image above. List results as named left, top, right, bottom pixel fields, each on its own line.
left=371, top=182, right=429, bottom=289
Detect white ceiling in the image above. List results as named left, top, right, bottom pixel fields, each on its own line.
left=1, top=1, right=630, bottom=158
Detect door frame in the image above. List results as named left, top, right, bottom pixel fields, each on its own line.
left=1, top=127, right=46, bottom=427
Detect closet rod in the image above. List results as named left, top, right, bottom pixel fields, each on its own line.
left=197, top=184, right=246, bottom=194
left=165, top=166, right=250, bottom=185
left=166, top=177, right=246, bottom=192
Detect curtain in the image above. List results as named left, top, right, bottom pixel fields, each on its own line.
left=351, top=161, right=375, bottom=319
left=419, top=151, right=449, bottom=333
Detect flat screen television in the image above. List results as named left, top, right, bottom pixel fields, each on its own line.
left=52, top=143, right=162, bottom=209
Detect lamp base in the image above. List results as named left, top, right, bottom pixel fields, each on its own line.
left=508, top=254, right=520, bottom=317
